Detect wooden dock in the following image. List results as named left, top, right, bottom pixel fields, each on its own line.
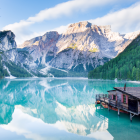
left=96, top=94, right=140, bottom=121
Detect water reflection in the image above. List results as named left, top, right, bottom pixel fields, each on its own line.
left=0, top=78, right=139, bottom=140
left=95, top=107, right=140, bottom=140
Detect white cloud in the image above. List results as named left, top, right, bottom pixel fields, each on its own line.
left=3, top=0, right=140, bottom=45
left=27, top=0, right=114, bottom=22
left=2, top=0, right=115, bottom=44
left=53, top=25, right=69, bottom=34
left=89, top=2, right=140, bottom=33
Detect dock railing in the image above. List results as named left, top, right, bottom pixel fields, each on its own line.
left=96, top=94, right=110, bottom=103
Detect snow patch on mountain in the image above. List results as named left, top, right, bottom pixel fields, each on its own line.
left=4, top=66, right=16, bottom=79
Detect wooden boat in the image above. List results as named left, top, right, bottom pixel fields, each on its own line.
left=101, top=102, right=108, bottom=108
left=110, top=107, right=128, bottom=114
left=100, top=102, right=128, bottom=114
left=95, top=100, right=100, bottom=104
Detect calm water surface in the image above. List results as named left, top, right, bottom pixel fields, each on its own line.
left=0, top=78, right=140, bottom=140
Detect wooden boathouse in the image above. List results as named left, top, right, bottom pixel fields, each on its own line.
left=96, top=86, right=140, bottom=121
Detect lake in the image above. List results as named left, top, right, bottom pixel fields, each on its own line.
left=0, top=78, right=140, bottom=140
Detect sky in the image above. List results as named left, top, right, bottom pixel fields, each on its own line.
left=0, top=0, right=140, bottom=45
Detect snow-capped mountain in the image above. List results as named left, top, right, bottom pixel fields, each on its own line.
left=19, top=21, right=140, bottom=77
left=0, top=21, right=140, bottom=77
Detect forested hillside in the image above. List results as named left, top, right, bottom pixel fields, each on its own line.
left=88, top=34, right=140, bottom=81
left=0, top=55, right=9, bottom=78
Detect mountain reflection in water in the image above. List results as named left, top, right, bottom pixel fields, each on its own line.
left=0, top=78, right=140, bottom=140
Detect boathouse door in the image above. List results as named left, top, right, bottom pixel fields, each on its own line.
left=128, top=99, right=137, bottom=113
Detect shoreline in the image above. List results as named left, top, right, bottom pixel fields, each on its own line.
left=127, top=80, right=140, bottom=84
left=2, top=77, right=140, bottom=84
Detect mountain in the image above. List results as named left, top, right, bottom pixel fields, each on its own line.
left=1, top=21, right=140, bottom=78
left=19, top=21, right=140, bottom=77
left=0, top=31, right=44, bottom=78
left=88, top=34, right=140, bottom=81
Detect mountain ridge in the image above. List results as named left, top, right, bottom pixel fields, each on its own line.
left=1, top=21, right=140, bottom=78
left=88, top=33, right=140, bottom=80
left=18, top=21, right=140, bottom=77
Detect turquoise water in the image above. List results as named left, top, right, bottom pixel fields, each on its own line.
left=0, top=78, right=140, bottom=140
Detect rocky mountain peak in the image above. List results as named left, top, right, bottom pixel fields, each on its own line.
left=97, top=25, right=111, bottom=34
left=63, top=21, right=92, bottom=35
left=0, top=30, right=15, bottom=37
left=20, top=31, right=59, bottom=48
left=63, top=21, right=112, bottom=36
left=69, top=21, right=92, bottom=28
left=0, top=30, right=15, bottom=42
left=42, top=31, right=59, bottom=42
left=0, top=30, right=17, bottom=51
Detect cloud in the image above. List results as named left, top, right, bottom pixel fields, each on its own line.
left=89, top=2, right=140, bottom=33
left=53, top=25, right=69, bottom=34
left=3, top=0, right=140, bottom=44
left=27, top=0, right=114, bottom=22
left=2, top=0, right=115, bottom=44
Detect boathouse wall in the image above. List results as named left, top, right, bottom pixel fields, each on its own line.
left=108, top=90, right=122, bottom=101
left=108, top=90, right=129, bottom=109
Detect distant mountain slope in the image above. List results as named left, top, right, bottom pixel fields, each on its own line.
left=88, top=34, right=140, bottom=81
left=19, top=21, right=140, bottom=77
left=0, top=31, right=35, bottom=78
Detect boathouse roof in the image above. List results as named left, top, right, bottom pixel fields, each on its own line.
left=114, top=87, right=140, bottom=99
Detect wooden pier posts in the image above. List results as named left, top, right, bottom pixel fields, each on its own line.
left=108, top=95, right=110, bottom=111
left=130, top=113, right=132, bottom=122
left=130, top=114, right=132, bottom=122
left=118, top=108, right=120, bottom=116
left=130, top=113, right=135, bottom=122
